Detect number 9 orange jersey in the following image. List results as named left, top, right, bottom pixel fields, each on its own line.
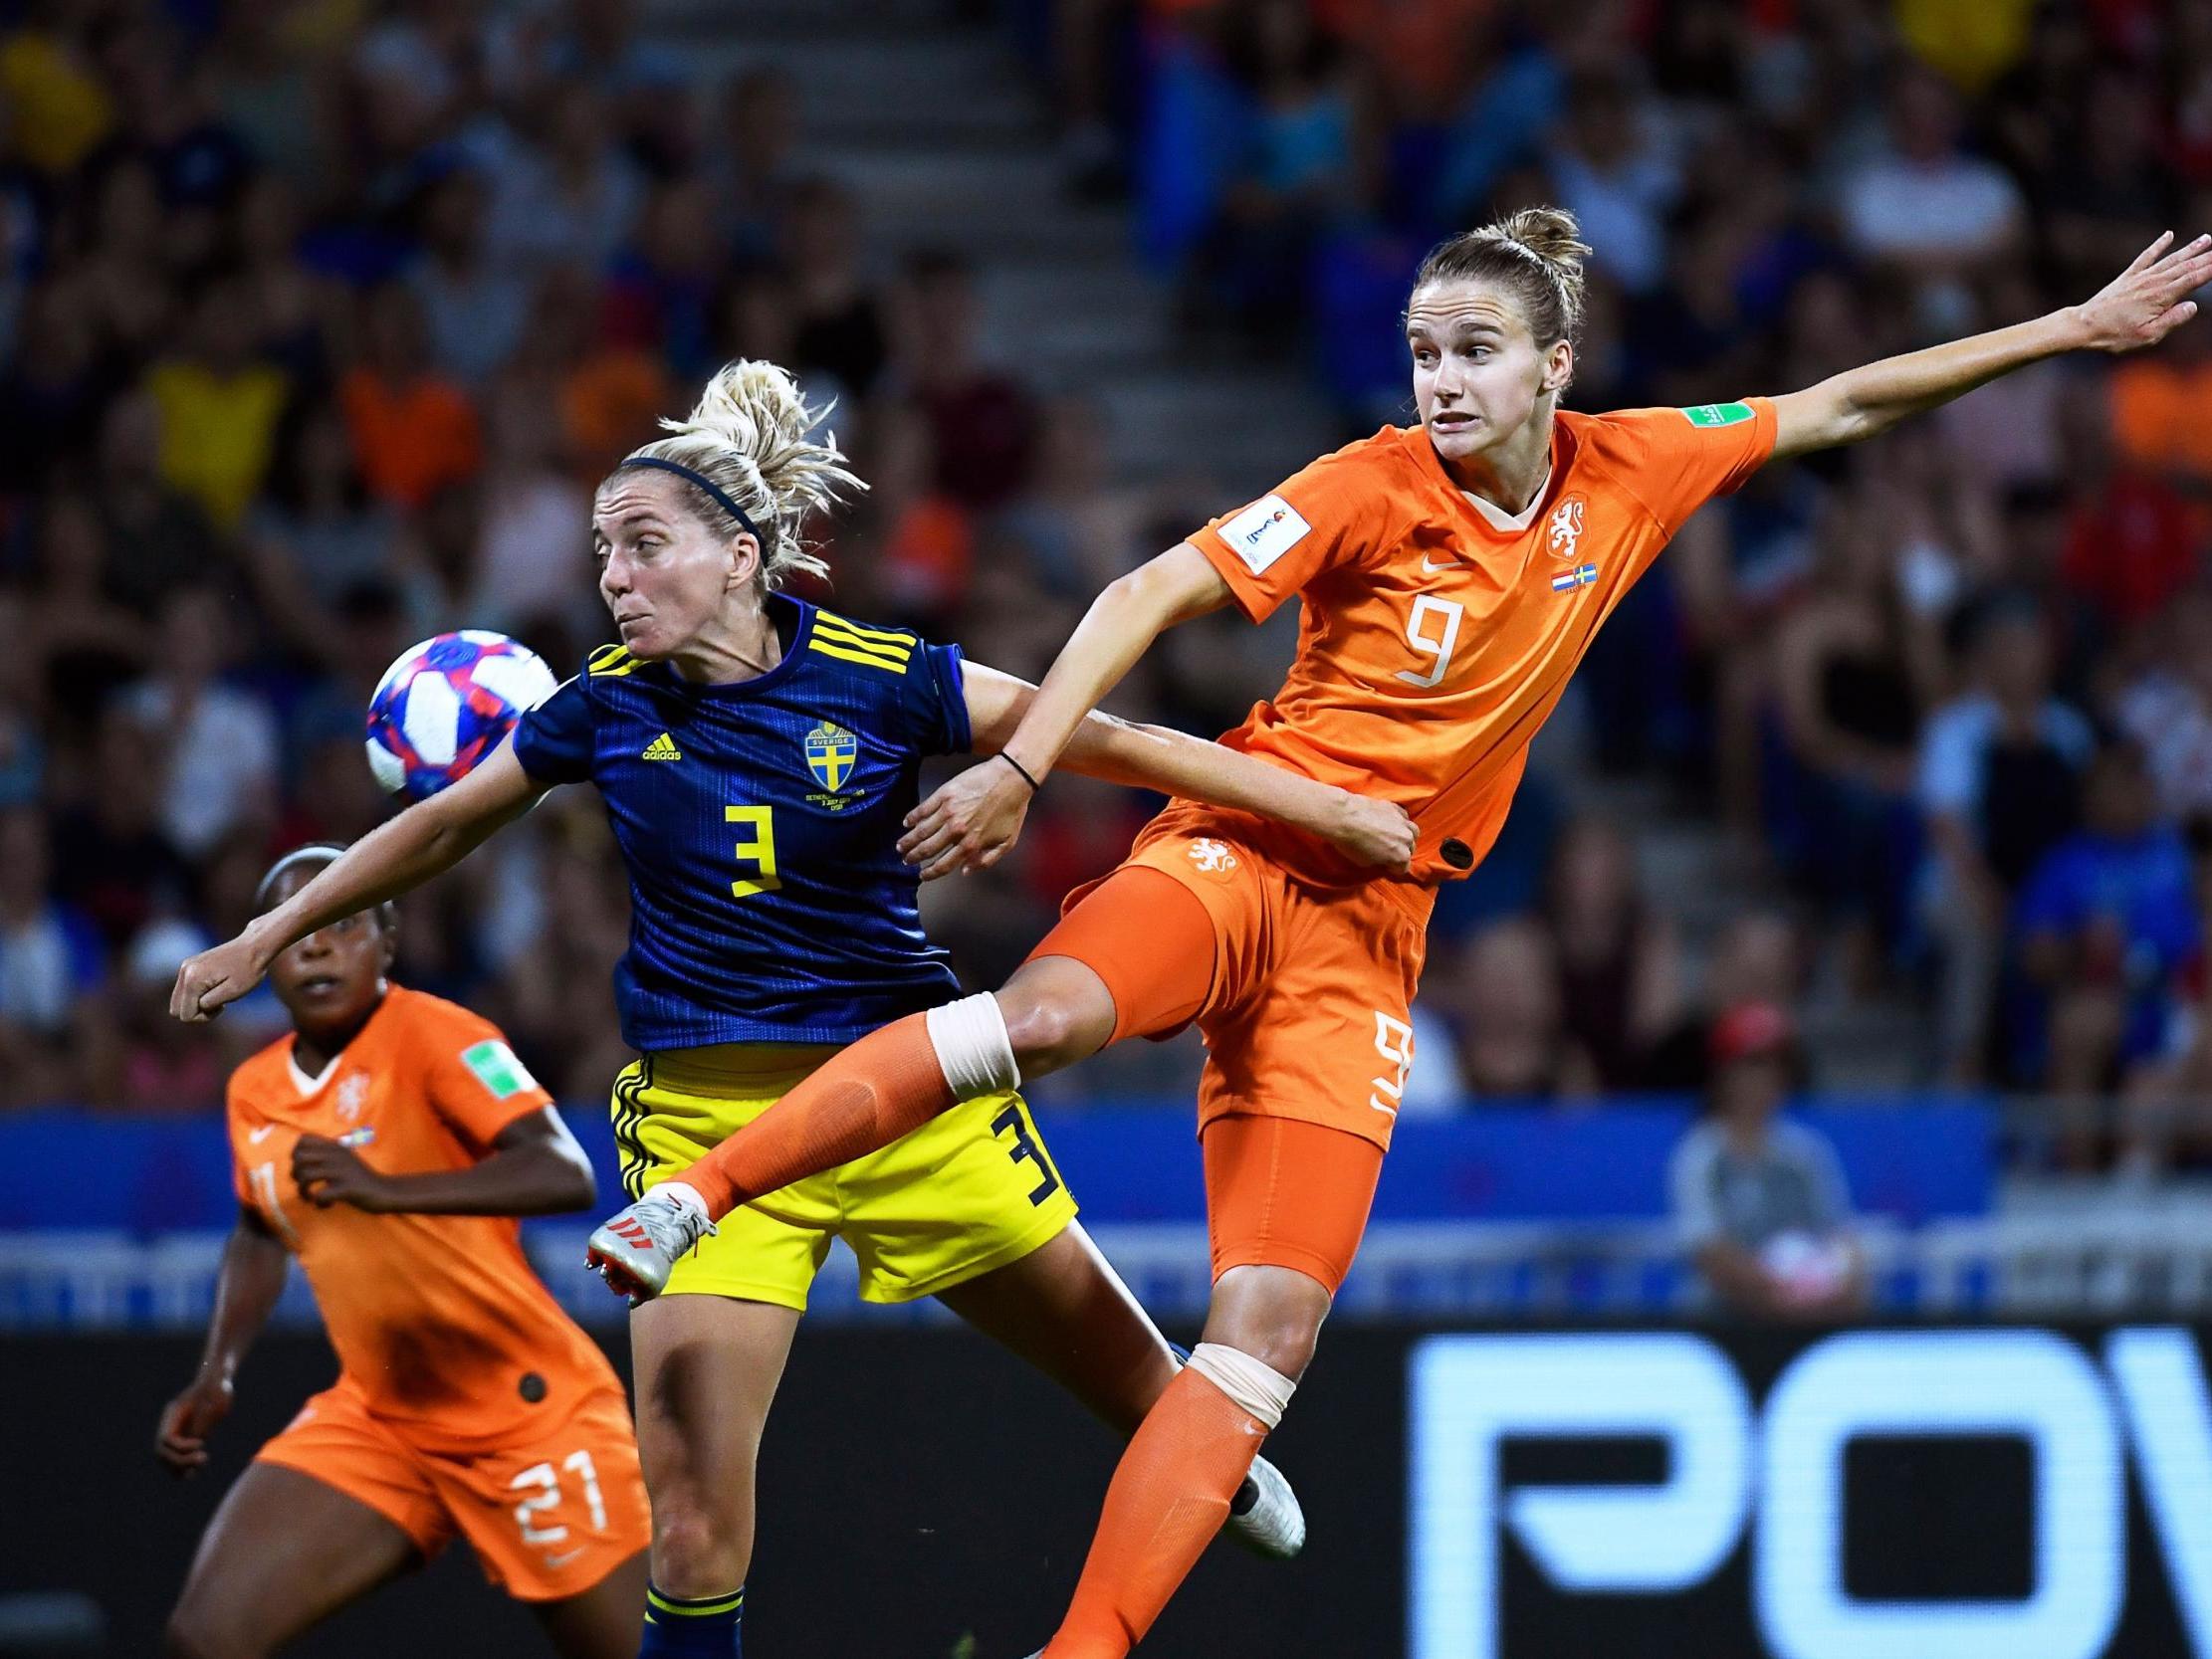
left=1182, top=399, right=1778, bottom=885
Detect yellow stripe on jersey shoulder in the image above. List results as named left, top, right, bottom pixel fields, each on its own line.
left=809, top=637, right=911, bottom=674
left=812, top=627, right=912, bottom=667
left=588, top=645, right=641, bottom=677
left=815, top=610, right=918, bottom=651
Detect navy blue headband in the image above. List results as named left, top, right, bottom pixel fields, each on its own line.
left=617, top=457, right=766, bottom=543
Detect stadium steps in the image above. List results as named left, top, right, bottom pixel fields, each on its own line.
left=1589, top=775, right=1931, bottom=1092
left=641, top=0, right=1342, bottom=492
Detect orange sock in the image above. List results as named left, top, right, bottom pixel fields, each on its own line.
left=677, top=1013, right=954, bottom=1218
left=1040, top=1368, right=1267, bottom=1659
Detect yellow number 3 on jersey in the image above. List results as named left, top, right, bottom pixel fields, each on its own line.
left=726, top=805, right=781, bottom=898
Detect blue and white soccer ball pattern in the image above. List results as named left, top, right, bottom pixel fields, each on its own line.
left=364, top=631, right=558, bottom=800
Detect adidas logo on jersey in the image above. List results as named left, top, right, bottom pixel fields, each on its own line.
left=641, top=732, right=682, bottom=761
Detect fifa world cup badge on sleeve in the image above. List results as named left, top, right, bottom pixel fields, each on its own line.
left=1220, top=494, right=1311, bottom=576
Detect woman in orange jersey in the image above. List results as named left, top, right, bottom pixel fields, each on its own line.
left=600, top=213, right=2212, bottom=1656
left=157, top=846, right=649, bottom=1658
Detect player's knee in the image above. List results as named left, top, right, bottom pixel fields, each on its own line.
left=1203, top=1272, right=1332, bottom=1381
left=651, top=1500, right=752, bottom=1594
left=995, top=979, right=1110, bottom=1076
left=1227, top=1321, right=1320, bottom=1382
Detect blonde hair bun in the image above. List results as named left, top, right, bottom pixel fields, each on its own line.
left=611, top=360, right=864, bottom=590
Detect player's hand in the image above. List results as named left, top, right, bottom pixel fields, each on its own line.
left=170, top=931, right=272, bottom=1024
left=2073, top=232, right=2212, bottom=353
left=898, top=757, right=1035, bottom=881
left=155, top=1374, right=234, bottom=1478
left=1320, top=792, right=1418, bottom=871
left=292, top=1136, right=396, bottom=1212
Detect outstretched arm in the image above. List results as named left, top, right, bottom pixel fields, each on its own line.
left=170, top=742, right=547, bottom=1023
left=1770, top=232, right=2212, bottom=461
left=893, top=544, right=1233, bottom=874
left=901, top=660, right=1416, bottom=879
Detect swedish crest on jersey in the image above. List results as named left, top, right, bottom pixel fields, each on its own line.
left=804, top=721, right=859, bottom=799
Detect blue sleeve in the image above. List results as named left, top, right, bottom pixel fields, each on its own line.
left=896, top=641, right=972, bottom=756
left=2144, top=843, right=2203, bottom=963
left=510, top=676, right=594, bottom=785
left=2015, top=845, right=2084, bottom=937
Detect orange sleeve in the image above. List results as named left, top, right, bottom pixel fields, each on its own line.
left=1589, top=399, right=1779, bottom=535
left=417, top=1008, right=555, bottom=1152
left=227, top=1082, right=252, bottom=1206
left=1186, top=439, right=1405, bottom=624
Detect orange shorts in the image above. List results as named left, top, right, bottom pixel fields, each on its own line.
left=255, top=1378, right=650, bottom=1602
left=1038, top=815, right=1434, bottom=1152
left=1202, top=1113, right=1383, bottom=1294
left=1033, top=812, right=1430, bottom=1294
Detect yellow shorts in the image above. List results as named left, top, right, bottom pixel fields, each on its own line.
left=609, top=1043, right=1078, bottom=1310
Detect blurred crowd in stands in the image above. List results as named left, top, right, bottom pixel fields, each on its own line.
left=2, top=0, right=2210, bottom=1173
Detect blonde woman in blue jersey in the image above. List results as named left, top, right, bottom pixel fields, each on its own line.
left=174, top=361, right=1416, bottom=1657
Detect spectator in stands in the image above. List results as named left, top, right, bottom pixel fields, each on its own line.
left=600, top=172, right=723, bottom=378
left=1192, top=0, right=1356, bottom=334
left=243, top=398, right=396, bottom=643
left=406, top=165, right=529, bottom=387
left=0, top=591, right=41, bottom=810
left=1837, top=64, right=2024, bottom=304
left=1917, top=598, right=2096, bottom=1083
left=1771, top=493, right=1941, bottom=984
left=708, top=65, right=801, bottom=259
left=339, top=282, right=483, bottom=512
left=2037, top=62, right=2175, bottom=299
left=1646, top=908, right=1809, bottom=1093
left=487, top=79, right=646, bottom=279
left=2014, top=742, right=2200, bottom=1129
left=93, top=917, right=224, bottom=1113
left=2108, top=311, right=2212, bottom=493
left=1543, top=68, right=1678, bottom=298
left=1538, top=818, right=1681, bottom=1091
left=895, top=247, right=1041, bottom=513
left=65, top=159, right=175, bottom=367
left=2057, top=390, right=2200, bottom=636
left=2117, top=589, right=2212, bottom=837
left=0, top=807, right=103, bottom=1107
left=231, top=176, right=334, bottom=384
left=90, top=390, right=220, bottom=621
left=507, top=266, right=672, bottom=480
left=139, top=275, right=291, bottom=531
left=1435, top=918, right=1599, bottom=1102
left=468, top=376, right=592, bottom=643
left=860, top=401, right=974, bottom=626
left=0, top=282, right=111, bottom=496
left=28, top=494, right=152, bottom=726
left=120, top=586, right=282, bottom=863
left=783, top=176, right=889, bottom=400
left=48, top=709, right=193, bottom=953
left=1669, top=1001, right=1867, bottom=1319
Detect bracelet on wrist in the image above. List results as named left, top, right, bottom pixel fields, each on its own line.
left=995, top=751, right=1041, bottom=792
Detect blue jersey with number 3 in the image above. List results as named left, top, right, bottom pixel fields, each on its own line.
left=510, top=594, right=972, bottom=1051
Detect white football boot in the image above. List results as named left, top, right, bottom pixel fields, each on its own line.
left=1224, top=1453, right=1306, bottom=1559
left=584, top=1188, right=716, bottom=1304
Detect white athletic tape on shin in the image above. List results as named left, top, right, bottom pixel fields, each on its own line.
left=1187, top=1343, right=1297, bottom=1430
left=925, top=992, right=1020, bottom=1097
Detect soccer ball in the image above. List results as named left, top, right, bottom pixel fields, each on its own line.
left=364, top=631, right=557, bottom=801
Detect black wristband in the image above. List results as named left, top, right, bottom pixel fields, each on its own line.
left=995, top=751, right=1041, bottom=792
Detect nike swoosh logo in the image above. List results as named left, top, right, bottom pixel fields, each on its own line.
left=248, top=1125, right=276, bottom=1143
left=542, top=1549, right=586, bottom=1569
left=1420, top=554, right=1453, bottom=574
